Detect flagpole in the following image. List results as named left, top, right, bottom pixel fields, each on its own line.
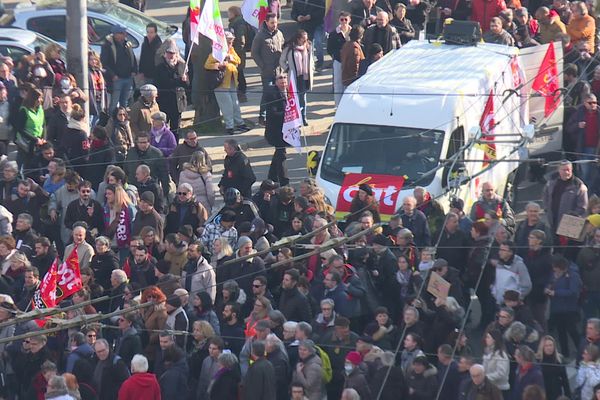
left=184, top=40, right=195, bottom=75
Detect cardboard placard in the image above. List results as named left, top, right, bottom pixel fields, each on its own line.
left=556, top=214, right=587, bottom=241
left=427, top=271, right=451, bottom=301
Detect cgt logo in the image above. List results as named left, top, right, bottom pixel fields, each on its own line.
left=336, top=173, right=406, bottom=218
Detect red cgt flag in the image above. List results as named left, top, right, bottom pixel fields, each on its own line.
left=477, top=90, right=496, bottom=168
left=55, top=247, right=83, bottom=303
left=531, top=42, right=560, bottom=117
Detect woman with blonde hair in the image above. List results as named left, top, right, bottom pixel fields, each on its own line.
left=44, top=43, right=66, bottom=84
left=537, top=335, right=571, bottom=399
left=63, top=103, right=90, bottom=176
left=179, top=150, right=215, bottom=213
left=88, top=50, right=107, bottom=125
left=211, top=236, right=233, bottom=266
left=102, top=184, right=136, bottom=262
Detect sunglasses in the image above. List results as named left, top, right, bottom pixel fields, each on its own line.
left=252, top=284, right=263, bottom=288
left=177, top=192, right=189, bottom=196
left=87, top=334, right=96, bottom=338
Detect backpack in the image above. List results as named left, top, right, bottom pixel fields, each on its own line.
left=315, top=345, right=332, bottom=384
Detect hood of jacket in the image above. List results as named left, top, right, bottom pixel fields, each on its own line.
left=128, top=372, right=159, bottom=388
left=74, top=343, right=94, bottom=357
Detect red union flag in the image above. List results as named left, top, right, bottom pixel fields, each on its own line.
left=336, top=173, right=406, bottom=220
left=56, top=247, right=83, bottom=303
left=33, top=258, right=58, bottom=311
left=531, top=42, right=560, bottom=117
left=282, top=70, right=302, bottom=153
left=477, top=91, right=496, bottom=167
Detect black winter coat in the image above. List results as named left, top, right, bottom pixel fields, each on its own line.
left=522, top=248, right=552, bottom=304
left=115, top=328, right=143, bottom=367
left=291, top=0, right=325, bottom=37
left=139, top=36, right=163, bottom=80
left=264, top=85, right=289, bottom=149
left=219, top=150, right=256, bottom=198
left=86, top=143, right=115, bottom=190
left=241, top=357, right=276, bottom=400
left=407, top=366, right=438, bottom=400
left=89, top=250, right=120, bottom=290
left=370, top=364, right=407, bottom=400
left=95, top=354, right=131, bottom=400
left=64, top=199, right=104, bottom=234
left=266, top=347, right=290, bottom=400
left=208, top=367, right=241, bottom=400
left=155, top=60, right=188, bottom=118
left=159, top=358, right=189, bottom=399
left=278, top=287, right=312, bottom=323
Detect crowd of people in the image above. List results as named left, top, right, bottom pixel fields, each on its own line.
left=0, top=0, right=597, bottom=398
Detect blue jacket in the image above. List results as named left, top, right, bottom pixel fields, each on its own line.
left=65, top=343, right=94, bottom=373
left=323, top=283, right=362, bottom=318
left=511, top=364, right=544, bottom=400
left=548, top=265, right=582, bottom=314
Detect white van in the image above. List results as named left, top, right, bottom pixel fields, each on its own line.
left=316, top=40, right=563, bottom=220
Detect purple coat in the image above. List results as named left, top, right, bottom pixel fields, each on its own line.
left=150, top=126, right=177, bottom=157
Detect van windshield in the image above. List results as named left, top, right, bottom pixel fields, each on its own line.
left=320, top=123, right=444, bottom=187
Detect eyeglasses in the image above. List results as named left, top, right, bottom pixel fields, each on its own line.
left=252, top=284, right=263, bottom=288
left=177, top=192, right=189, bottom=196
left=87, top=334, right=96, bottom=338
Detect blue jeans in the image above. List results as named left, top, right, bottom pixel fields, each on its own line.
left=110, top=77, right=133, bottom=111
left=313, top=24, right=324, bottom=65
left=215, top=86, right=244, bottom=129
left=580, top=146, right=598, bottom=184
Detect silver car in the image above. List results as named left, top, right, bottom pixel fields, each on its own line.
left=4, top=0, right=185, bottom=59
left=0, top=27, right=64, bottom=60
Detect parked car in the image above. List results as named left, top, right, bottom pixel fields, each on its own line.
left=0, top=27, right=64, bottom=61
left=1, top=0, right=184, bottom=59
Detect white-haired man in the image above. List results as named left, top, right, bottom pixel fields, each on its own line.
left=118, top=354, right=161, bottom=399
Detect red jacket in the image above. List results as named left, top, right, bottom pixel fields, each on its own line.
left=118, top=372, right=161, bottom=400
left=470, top=0, right=507, bottom=31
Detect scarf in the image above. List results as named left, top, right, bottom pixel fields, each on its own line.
left=67, top=118, right=90, bottom=136
left=104, top=205, right=132, bottom=248
left=336, top=24, right=351, bottom=38
left=151, top=125, right=167, bottom=143
left=91, top=138, right=108, bottom=150
left=293, top=44, right=310, bottom=79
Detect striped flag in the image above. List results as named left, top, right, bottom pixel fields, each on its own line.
left=198, top=0, right=228, bottom=62
left=241, top=0, right=270, bottom=29
left=190, top=0, right=201, bottom=45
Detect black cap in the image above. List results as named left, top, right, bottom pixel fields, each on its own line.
left=373, top=234, right=392, bottom=247
left=359, top=183, right=373, bottom=196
